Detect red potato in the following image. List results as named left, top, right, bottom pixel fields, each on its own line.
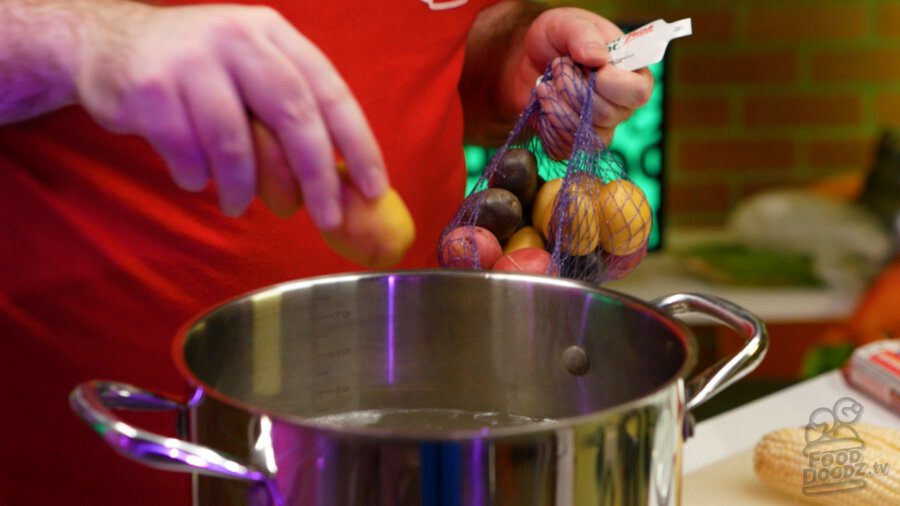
left=493, top=247, right=553, bottom=275
left=602, top=244, right=647, bottom=281
left=439, top=226, right=503, bottom=270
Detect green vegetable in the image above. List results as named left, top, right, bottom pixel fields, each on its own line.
left=675, top=242, right=822, bottom=286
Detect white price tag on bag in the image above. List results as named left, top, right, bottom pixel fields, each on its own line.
left=607, top=18, right=692, bottom=71
left=534, top=18, right=692, bottom=87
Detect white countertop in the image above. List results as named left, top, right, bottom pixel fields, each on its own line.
left=684, top=370, right=900, bottom=474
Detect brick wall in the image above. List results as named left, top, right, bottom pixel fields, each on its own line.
left=558, top=0, right=900, bottom=227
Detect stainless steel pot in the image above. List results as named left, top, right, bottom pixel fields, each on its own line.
left=70, top=270, right=767, bottom=506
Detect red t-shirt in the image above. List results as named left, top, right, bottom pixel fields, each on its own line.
left=0, top=1, right=497, bottom=504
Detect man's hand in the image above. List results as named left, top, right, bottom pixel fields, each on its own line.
left=517, top=8, right=653, bottom=149
left=2, top=0, right=387, bottom=226
left=462, top=3, right=653, bottom=150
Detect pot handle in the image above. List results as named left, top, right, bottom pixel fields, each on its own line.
left=69, top=381, right=268, bottom=482
left=653, top=292, right=769, bottom=412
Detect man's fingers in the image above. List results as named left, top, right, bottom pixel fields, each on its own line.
left=267, top=86, right=341, bottom=229
left=131, top=83, right=211, bottom=192
left=591, top=99, right=631, bottom=130
left=528, top=9, right=625, bottom=69
left=556, top=17, right=608, bottom=66
left=149, top=124, right=211, bottom=193
left=225, top=34, right=341, bottom=228
left=82, top=4, right=388, bottom=225
left=537, top=55, right=648, bottom=156
left=181, top=67, right=256, bottom=217
left=547, top=58, right=592, bottom=116
left=536, top=81, right=576, bottom=160
left=594, top=65, right=654, bottom=110
left=537, top=81, right=577, bottom=137
left=266, top=21, right=388, bottom=201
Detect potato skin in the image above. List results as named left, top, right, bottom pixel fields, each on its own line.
left=252, top=120, right=303, bottom=218
left=553, top=174, right=603, bottom=256
left=531, top=178, right=564, bottom=239
left=439, top=225, right=503, bottom=269
left=602, top=245, right=647, bottom=281
left=321, top=185, right=416, bottom=268
left=596, top=179, right=652, bottom=256
left=489, top=148, right=539, bottom=206
left=251, top=120, right=414, bottom=267
left=493, top=247, right=553, bottom=275
left=533, top=175, right=603, bottom=256
left=468, top=188, right=522, bottom=243
left=502, top=226, right=545, bottom=255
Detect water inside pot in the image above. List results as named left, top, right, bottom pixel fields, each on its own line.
left=307, top=408, right=559, bottom=431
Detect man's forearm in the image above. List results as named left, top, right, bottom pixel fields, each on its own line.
left=0, top=0, right=99, bottom=123
left=459, top=0, right=546, bottom=146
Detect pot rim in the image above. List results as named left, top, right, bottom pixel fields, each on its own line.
left=171, top=269, right=698, bottom=441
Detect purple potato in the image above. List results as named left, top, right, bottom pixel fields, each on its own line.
left=466, top=188, right=523, bottom=243
left=489, top=148, right=539, bottom=207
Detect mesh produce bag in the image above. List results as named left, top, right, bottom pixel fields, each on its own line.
left=438, top=57, right=652, bottom=285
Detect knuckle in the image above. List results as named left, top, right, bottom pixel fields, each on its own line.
left=249, top=5, right=284, bottom=24
left=207, top=11, right=256, bottom=44
left=207, top=5, right=287, bottom=40
left=129, top=72, right=170, bottom=106
left=198, top=121, right=252, bottom=183
left=592, top=105, right=614, bottom=125
left=313, top=84, right=352, bottom=115
left=276, top=90, right=318, bottom=127
left=271, top=81, right=350, bottom=133
left=96, top=69, right=170, bottom=131
left=211, top=130, right=251, bottom=168
left=171, top=45, right=208, bottom=72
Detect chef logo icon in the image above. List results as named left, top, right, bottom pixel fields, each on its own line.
left=801, top=397, right=867, bottom=496
left=421, top=0, right=469, bottom=11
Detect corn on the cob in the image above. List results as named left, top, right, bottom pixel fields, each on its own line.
left=754, top=423, right=900, bottom=505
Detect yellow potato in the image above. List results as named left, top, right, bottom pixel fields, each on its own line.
left=534, top=175, right=603, bottom=256
left=531, top=178, right=563, bottom=240
left=503, top=226, right=545, bottom=255
left=556, top=174, right=603, bottom=255
left=252, top=120, right=303, bottom=218
left=321, top=181, right=415, bottom=269
left=251, top=120, right=415, bottom=267
left=596, top=179, right=652, bottom=256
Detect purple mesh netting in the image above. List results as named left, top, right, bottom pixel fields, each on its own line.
left=438, top=57, right=652, bottom=284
